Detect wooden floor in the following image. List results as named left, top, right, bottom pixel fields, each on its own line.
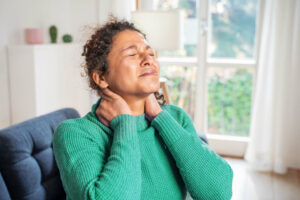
left=186, top=157, right=300, bottom=200
left=226, top=157, right=300, bottom=200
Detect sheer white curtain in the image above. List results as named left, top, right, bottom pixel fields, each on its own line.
left=245, top=0, right=300, bottom=174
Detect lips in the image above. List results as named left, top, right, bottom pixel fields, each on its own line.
left=139, top=69, right=158, bottom=77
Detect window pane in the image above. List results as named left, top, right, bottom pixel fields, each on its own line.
left=208, top=0, right=259, bottom=59
left=155, top=0, right=198, bottom=57
left=207, top=67, right=253, bottom=136
left=160, top=65, right=197, bottom=119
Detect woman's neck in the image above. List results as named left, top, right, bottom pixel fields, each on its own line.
left=121, top=96, right=147, bottom=116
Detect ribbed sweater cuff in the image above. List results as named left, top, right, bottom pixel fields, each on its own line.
left=110, top=114, right=137, bottom=142
left=151, top=110, right=186, bottom=147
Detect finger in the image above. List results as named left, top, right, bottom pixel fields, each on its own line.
left=97, top=101, right=113, bottom=124
left=146, top=93, right=156, bottom=103
left=101, top=116, right=110, bottom=127
left=97, top=112, right=110, bottom=127
left=150, top=92, right=156, bottom=99
left=98, top=100, right=110, bottom=115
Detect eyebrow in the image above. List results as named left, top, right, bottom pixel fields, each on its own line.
left=121, top=45, right=152, bottom=52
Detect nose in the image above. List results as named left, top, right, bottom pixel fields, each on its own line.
left=140, top=52, right=154, bottom=67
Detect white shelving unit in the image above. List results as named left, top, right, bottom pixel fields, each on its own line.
left=7, top=44, right=97, bottom=125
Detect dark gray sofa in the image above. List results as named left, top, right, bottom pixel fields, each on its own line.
left=0, top=108, right=80, bottom=200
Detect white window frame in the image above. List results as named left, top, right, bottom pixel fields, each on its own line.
left=158, top=0, right=265, bottom=157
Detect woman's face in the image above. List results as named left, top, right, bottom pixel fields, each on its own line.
left=104, top=30, right=160, bottom=98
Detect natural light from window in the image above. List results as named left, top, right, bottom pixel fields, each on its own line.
left=156, top=0, right=259, bottom=137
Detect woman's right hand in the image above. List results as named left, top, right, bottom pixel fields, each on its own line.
left=96, top=87, right=132, bottom=127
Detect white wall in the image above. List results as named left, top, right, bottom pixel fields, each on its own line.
left=98, top=0, right=136, bottom=24
left=0, top=0, right=98, bottom=129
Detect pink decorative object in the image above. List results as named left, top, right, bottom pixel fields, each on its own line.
left=25, top=28, right=44, bottom=44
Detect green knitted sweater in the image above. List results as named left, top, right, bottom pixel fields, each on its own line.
left=53, top=98, right=233, bottom=200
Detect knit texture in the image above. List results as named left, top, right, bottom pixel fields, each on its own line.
left=53, top=98, right=233, bottom=200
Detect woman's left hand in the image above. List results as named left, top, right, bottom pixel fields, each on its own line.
left=145, top=93, right=163, bottom=122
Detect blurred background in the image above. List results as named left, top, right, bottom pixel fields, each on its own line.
left=0, top=0, right=299, bottom=199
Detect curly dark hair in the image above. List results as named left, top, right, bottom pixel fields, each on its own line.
left=82, top=17, right=166, bottom=105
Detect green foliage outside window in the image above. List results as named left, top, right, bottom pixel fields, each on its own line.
left=207, top=69, right=253, bottom=136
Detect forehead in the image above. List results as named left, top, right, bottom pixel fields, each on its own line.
left=112, top=30, right=148, bottom=48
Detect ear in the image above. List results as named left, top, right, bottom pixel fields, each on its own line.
left=92, top=71, right=109, bottom=89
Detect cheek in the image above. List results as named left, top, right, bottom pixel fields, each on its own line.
left=119, top=60, right=138, bottom=81
left=107, top=60, right=138, bottom=89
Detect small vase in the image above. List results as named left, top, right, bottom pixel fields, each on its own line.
left=25, top=28, right=44, bottom=44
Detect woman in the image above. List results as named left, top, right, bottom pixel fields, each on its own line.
left=53, top=18, right=233, bottom=200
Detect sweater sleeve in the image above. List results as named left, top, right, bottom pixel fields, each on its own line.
left=53, top=114, right=141, bottom=200
left=151, top=108, right=233, bottom=200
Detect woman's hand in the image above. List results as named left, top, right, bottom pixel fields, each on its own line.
left=96, top=87, right=132, bottom=127
left=145, top=93, right=162, bottom=122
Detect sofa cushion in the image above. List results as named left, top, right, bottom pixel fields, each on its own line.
left=0, top=108, right=80, bottom=200
left=0, top=172, right=10, bottom=200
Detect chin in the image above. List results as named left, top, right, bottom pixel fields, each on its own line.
left=138, top=81, right=160, bottom=94
left=149, top=80, right=160, bottom=91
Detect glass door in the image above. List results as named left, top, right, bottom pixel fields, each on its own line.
left=155, top=0, right=263, bottom=156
